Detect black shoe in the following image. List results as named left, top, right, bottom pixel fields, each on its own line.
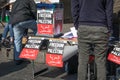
left=15, top=60, right=24, bottom=65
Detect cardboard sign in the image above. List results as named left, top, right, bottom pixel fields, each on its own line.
left=24, top=39, right=42, bottom=49
left=37, top=5, right=63, bottom=37
left=47, top=40, right=65, bottom=54
left=19, top=48, right=39, bottom=60
left=46, top=39, right=64, bottom=67
left=37, top=24, right=54, bottom=35
left=19, top=37, right=42, bottom=60
left=46, top=53, right=63, bottom=67
left=111, top=47, right=120, bottom=56
left=37, top=10, right=53, bottom=24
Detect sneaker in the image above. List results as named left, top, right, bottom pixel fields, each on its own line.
left=2, top=39, right=10, bottom=48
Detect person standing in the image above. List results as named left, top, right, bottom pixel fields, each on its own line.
left=10, top=0, right=37, bottom=65
left=1, top=23, right=14, bottom=45
left=0, top=0, right=8, bottom=26
left=1, top=0, right=16, bottom=45
left=71, top=0, right=113, bottom=80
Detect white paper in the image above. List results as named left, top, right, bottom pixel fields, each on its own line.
left=49, top=0, right=59, bottom=3
left=61, top=31, right=73, bottom=38
left=9, top=0, right=16, bottom=3
left=35, top=0, right=59, bottom=3
left=70, top=27, right=77, bottom=37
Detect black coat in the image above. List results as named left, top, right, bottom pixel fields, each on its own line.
left=10, top=0, right=37, bottom=25
left=0, top=0, right=7, bottom=8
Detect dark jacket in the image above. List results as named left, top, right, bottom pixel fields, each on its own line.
left=0, top=0, right=8, bottom=21
left=10, top=0, right=37, bottom=25
left=0, top=0, right=7, bottom=8
left=71, top=0, right=113, bottom=31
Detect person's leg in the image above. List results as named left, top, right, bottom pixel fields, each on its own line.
left=22, top=20, right=37, bottom=35
left=77, top=25, right=92, bottom=80
left=77, top=42, right=91, bottom=80
left=92, top=26, right=109, bottom=80
left=13, top=20, right=37, bottom=63
left=9, top=24, right=14, bottom=43
left=13, top=24, right=25, bottom=61
left=29, top=20, right=37, bottom=35
left=94, top=43, right=108, bottom=80
left=2, top=23, right=9, bottom=41
left=23, top=29, right=28, bottom=36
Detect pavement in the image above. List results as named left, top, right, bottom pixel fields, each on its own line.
left=0, top=59, right=77, bottom=80
left=0, top=23, right=77, bottom=80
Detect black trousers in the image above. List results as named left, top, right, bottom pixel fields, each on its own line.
left=77, top=25, right=109, bottom=80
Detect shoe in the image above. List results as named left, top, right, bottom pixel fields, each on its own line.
left=15, top=60, right=24, bottom=65
left=2, top=39, right=10, bottom=48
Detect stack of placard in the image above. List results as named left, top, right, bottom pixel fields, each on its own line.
left=46, top=39, right=66, bottom=67
left=37, top=3, right=63, bottom=37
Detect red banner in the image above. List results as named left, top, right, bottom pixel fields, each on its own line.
left=108, top=53, right=120, bottom=65
left=46, top=53, right=63, bottom=67
left=19, top=48, right=39, bottom=60
left=37, top=24, right=53, bottom=35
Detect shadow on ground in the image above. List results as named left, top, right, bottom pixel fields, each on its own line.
left=0, top=61, right=29, bottom=77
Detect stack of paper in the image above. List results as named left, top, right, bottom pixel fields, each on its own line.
left=61, top=27, right=77, bottom=38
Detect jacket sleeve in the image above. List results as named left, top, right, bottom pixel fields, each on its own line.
left=71, top=0, right=79, bottom=30
left=105, top=0, right=113, bottom=32
left=29, top=0, right=37, bottom=20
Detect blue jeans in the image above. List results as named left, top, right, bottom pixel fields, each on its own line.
left=2, top=23, right=14, bottom=39
left=13, top=20, right=37, bottom=60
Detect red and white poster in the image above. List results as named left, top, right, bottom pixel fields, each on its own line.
left=19, top=48, right=39, bottom=60
left=37, top=24, right=54, bottom=35
left=46, top=40, right=65, bottom=67
left=37, top=8, right=63, bottom=36
left=46, top=53, right=63, bottom=67
left=19, top=37, right=42, bottom=60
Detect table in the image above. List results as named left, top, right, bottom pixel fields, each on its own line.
left=19, top=36, right=78, bottom=78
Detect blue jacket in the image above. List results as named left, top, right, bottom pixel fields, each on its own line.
left=71, top=0, right=113, bottom=31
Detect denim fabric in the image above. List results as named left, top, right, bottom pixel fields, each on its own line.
left=2, top=23, right=14, bottom=39
left=13, top=20, right=37, bottom=60
left=77, top=25, right=109, bottom=80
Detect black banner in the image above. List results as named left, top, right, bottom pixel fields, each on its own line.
left=24, top=39, right=42, bottom=49
left=47, top=41, right=65, bottom=54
